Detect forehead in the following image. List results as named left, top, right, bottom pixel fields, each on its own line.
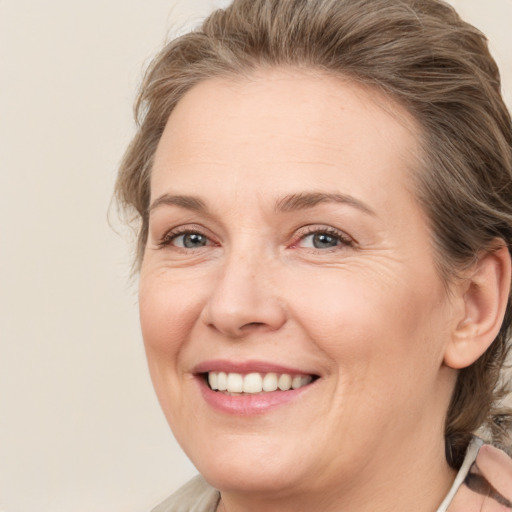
left=151, top=68, right=421, bottom=209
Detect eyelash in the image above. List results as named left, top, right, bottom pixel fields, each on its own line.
left=157, top=226, right=214, bottom=249
left=157, top=225, right=354, bottom=251
left=290, top=225, right=354, bottom=251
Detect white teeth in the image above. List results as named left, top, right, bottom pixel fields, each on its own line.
left=217, top=372, right=228, bottom=391
left=208, top=372, right=218, bottom=390
left=242, top=373, right=262, bottom=393
left=207, top=371, right=314, bottom=393
left=292, top=376, right=313, bottom=389
left=278, top=374, right=292, bottom=391
left=262, top=372, right=278, bottom=392
left=227, top=373, right=243, bottom=393
left=291, top=375, right=302, bottom=389
left=301, top=376, right=313, bottom=387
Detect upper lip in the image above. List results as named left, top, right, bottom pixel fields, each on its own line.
left=192, top=359, right=319, bottom=376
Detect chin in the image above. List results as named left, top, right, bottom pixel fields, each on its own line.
left=200, top=461, right=306, bottom=496
left=183, top=435, right=312, bottom=494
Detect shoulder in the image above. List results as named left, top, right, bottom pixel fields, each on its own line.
left=448, top=442, right=512, bottom=511
left=471, top=444, right=512, bottom=508
left=150, top=475, right=220, bottom=512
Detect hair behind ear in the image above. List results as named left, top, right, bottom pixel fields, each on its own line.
left=445, top=244, right=512, bottom=467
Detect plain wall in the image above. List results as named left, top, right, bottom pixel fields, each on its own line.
left=1, top=1, right=511, bottom=511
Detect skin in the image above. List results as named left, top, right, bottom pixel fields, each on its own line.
left=139, top=69, right=489, bottom=511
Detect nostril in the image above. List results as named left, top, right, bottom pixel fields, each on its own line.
left=205, top=321, right=266, bottom=337
left=239, top=321, right=269, bottom=333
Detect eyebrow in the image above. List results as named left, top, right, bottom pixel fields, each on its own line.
left=275, top=192, right=376, bottom=216
left=148, top=191, right=375, bottom=216
left=149, top=194, right=208, bottom=214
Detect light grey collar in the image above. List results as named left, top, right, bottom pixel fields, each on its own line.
left=436, top=437, right=483, bottom=512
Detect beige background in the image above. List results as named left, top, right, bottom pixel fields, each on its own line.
left=1, top=1, right=511, bottom=511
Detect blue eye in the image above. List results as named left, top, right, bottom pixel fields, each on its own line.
left=157, top=225, right=218, bottom=251
left=173, top=232, right=209, bottom=248
left=294, top=227, right=353, bottom=251
left=301, top=232, right=340, bottom=249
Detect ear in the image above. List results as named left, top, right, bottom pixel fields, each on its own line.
left=444, top=244, right=511, bottom=370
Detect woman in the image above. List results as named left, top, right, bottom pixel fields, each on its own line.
left=116, top=0, right=512, bottom=510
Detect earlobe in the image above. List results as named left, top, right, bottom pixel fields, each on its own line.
left=444, top=244, right=511, bottom=370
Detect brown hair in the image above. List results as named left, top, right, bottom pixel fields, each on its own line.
left=115, top=0, right=512, bottom=468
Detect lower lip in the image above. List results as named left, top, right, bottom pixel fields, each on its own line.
left=197, top=377, right=315, bottom=415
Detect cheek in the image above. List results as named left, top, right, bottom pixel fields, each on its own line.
left=289, top=269, right=450, bottom=440
left=138, top=272, right=206, bottom=360
left=287, top=266, right=447, bottom=378
left=138, top=272, right=210, bottom=428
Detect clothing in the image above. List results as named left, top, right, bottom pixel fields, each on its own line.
left=151, top=438, right=512, bottom=512
left=151, top=476, right=219, bottom=512
left=443, top=438, right=512, bottom=511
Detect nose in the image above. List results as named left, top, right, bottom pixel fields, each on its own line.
left=200, top=251, right=287, bottom=338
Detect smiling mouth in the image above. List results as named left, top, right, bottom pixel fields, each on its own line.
left=205, top=371, right=317, bottom=394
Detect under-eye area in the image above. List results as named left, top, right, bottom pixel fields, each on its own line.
left=202, top=372, right=319, bottom=394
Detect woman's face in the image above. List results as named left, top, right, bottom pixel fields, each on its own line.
left=140, top=70, right=458, bottom=498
